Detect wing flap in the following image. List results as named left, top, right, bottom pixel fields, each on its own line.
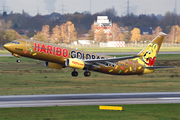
left=84, top=55, right=141, bottom=67
left=84, top=55, right=140, bottom=63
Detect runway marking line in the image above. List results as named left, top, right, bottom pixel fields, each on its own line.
left=99, top=106, right=123, bottom=111
left=158, top=98, right=180, bottom=100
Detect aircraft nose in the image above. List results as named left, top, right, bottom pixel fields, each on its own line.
left=4, top=43, right=11, bottom=50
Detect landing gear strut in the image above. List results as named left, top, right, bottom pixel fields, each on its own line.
left=84, top=70, right=91, bottom=77
left=71, top=69, right=78, bottom=77
left=71, top=69, right=91, bottom=77
left=16, top=58, right=21, bottom=63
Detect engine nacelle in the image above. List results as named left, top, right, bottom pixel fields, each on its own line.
left=44, top=61, right=63, bottom=70
left=65, top=58, right=85, bottom=70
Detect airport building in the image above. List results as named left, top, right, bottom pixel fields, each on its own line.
left=94, top=16, right=112, bottom=42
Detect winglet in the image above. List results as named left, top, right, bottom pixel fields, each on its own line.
left=159, top=32, right=167, bottom=36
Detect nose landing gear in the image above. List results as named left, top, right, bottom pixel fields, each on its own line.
left=16, top=58, right=21, bottom=63
left=12, top=53, right=21, bottom=63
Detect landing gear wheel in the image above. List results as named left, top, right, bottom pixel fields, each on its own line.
left=71, top=71, right=78, bottom=77
left=84, top=71, right=91, bottom=77
left=16, top=58, right=21, bottom=63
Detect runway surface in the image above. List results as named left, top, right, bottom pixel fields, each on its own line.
left=0, top=54, right=12, bottom=57
left=0, top=92, right=180, bottom=108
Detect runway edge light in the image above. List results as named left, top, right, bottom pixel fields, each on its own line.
left=99, top=106, right=123, bottom=111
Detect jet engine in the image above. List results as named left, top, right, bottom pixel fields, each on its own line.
left=65, top=58, right=85, bottom=69
left=44, top=61, right=63, bottom=69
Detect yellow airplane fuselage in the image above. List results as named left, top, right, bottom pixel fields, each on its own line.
left=4, top=40, right=147, bottom=76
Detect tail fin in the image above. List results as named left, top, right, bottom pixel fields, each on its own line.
left=136, top=32, right=167, bottom=67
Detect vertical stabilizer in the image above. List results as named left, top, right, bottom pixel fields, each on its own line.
left=134, top=32, right=167, bottom=67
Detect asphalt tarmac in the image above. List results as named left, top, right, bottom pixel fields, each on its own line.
left=0, top=92, right=180, bottom=108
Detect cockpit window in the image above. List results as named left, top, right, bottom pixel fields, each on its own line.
left=11, top=41, right=20, bottom=44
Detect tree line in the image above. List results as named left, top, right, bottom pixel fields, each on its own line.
left=88, top=23, right=180, bottom=43
left=0, top=19, right=27, bottom=45
left=1, top=9, right=180, bottom=33
left=1, top=19, right=180, bottom=45
left=0, top=20, right=77, bottom=45
left=33, top=21, right=77, bottom=44
left=0, top=9, right=180, bottom=44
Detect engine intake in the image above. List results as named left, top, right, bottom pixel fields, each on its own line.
left=44, top=61, right=63, bottom=69
left=65, top=58, right=85, bottom=69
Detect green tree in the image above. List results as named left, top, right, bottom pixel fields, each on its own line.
left=96, top=28, right=107, bottom=42
left=41, top=25, right=50, bottom=38
left=33, top=33, right=48, bottom=42
left=153, top=26, right=162, bottom=36
left=0, top=20, right=12, bottom=30
left=27, top=29, right=37, bottom=38
left=0, top=20, right=26, bottom=44
left=123, top=32, right=130, bottom=43
left=131, top=28, right=141, bottom=43
left=60, top=21, right=77, bottom=43
left=168, top=25, right=180, bottom=43
left=51, top=25, right=62, bottom=44
left=165, top=25, right=171, bottom=34
left=140, top=34, right=153, bottom=43
left=88, top=23, right=96, bottom=40
left=112, top=23, right=122, bottom=41
left=4, top=29, right=27, bottom=41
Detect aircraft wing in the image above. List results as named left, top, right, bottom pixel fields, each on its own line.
left=84, top=55, right=140, bottom=68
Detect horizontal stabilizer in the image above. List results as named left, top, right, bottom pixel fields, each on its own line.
left=145, top=66, right=177, bottom=69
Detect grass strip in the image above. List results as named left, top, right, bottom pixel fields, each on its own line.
left=0, top=104, right=180, bottom=120
left=0, top=56, right=179, bottom=95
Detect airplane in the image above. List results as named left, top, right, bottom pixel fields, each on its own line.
left=3, top=32, right=176, bottom=77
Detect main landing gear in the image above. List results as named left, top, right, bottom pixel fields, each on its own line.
left=71, top=69, right=78, bottom=77
left=84, top=70, right=91, bottom=77
left=71, top=69, right=91, bottom=77
left=16, top=58, right=21, bottom=63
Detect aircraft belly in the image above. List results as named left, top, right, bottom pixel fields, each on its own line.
left=91, top=64, right=144, bottom=75
left=27, top=52, right=65, bottom=64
